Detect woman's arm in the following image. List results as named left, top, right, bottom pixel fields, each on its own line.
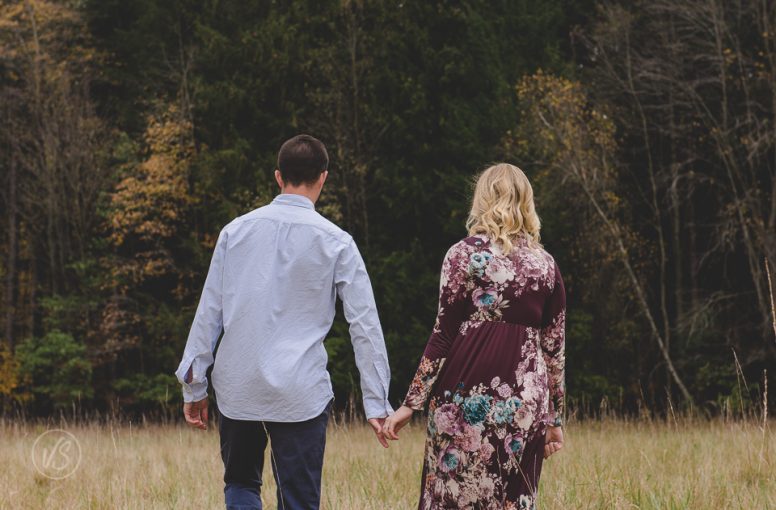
left=402, top=242, right=471, bottom=410
left=384, top=242, right=472, bottom=440
left=540, top=261, right=566, bottom=427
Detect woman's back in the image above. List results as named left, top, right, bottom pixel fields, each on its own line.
left=444, top=233, right=559, bottom=332
left=383, top=163, right=567, bottom=509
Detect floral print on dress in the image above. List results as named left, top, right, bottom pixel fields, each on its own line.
left=540, top=308, right=566, bottom=427
left=403, top=233, right=566, bottom=509
left=405, top=356, right=446, bottom=410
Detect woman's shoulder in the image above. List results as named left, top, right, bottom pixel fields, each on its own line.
left=520, top=240, right=561, bottom=288
left=531, top=241, right=557, bottom=267
left=492, top=233, right=559, bottom=279
left=520, top=238, right=558, bottom=273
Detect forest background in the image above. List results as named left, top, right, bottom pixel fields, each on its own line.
left=1, top=0, right=774, bottom=420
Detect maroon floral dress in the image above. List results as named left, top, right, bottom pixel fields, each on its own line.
left=403, top=233, right=566, bottom=510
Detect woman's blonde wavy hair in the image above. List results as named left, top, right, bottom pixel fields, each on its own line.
left=465, top=163, right=541, bottom=254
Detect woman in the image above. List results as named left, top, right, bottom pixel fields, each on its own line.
left=383, top=163, right=566, bottom=510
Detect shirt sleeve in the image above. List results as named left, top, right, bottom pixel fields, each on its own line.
left=540, top=260, right=566, bottom=427
left=402, top=243, right=469, bottom=411
left=174, top=227, right=228, bottom=402
left=334, top=238, right=393, bottom=420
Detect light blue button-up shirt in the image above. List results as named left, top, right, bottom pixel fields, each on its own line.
left=174, top=193, right=393, bottom=421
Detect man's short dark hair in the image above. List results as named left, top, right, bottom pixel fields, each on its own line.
left=277, top=134, right=329, bottom=186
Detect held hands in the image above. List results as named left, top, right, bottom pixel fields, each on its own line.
left=183, top=397, right=209, bottom=430
left=367, top=405, right=413, bottom=448
left=544, top=425, right=564, bottom=459
left=381, top=405, right=414, bottom=441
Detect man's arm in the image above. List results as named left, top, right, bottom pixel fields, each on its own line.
left=334, top=238, right=393, bottom=443
left=174, top=227, right=228, bottom=408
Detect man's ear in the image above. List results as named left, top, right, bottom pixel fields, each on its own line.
left=274, top=169, right=284, bottom=189
left=319, top=170, right=328, bottom=187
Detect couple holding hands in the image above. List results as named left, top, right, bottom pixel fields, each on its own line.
left=175, top=134, right=566, bottom=510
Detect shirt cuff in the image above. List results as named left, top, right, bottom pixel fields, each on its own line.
left=181, top=381, right=208, bottom=403
left=363, top=396, right=394, bottom=420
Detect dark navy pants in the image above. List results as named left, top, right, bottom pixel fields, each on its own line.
left=217, top=399, right=332, bottom=510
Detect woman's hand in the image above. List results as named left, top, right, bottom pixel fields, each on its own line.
left=544, top=425, right=564, bottom=459
left=382, top=405, right=414, bottom=440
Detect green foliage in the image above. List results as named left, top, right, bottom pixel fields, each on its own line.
left=39, top=294, right=91, bottom=334
left=8, top=0, right=767, bottom=419
left=113, top=373, right=179, bottom=412
left=77, top=0, right=581, bottom=415
left=564, top=309, right=624, bottom=413
left=16, top=331, right=93, bottom=410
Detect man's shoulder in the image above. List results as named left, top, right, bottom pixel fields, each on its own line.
left=221, top=204, right=272, bottom=231
left=310, top=213, right=352, bottom=246
left=222, top=203, right=352, bottom=246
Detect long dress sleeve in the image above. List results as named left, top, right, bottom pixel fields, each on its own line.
left=540, top=261, right=566, bottom=426
left=403, top=243, right=471, bottom=410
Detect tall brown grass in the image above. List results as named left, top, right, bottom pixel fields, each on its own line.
left=0, top=412, right=772, bottom=509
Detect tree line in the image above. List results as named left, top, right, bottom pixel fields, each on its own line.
left=0, top=0, right=772, bottom=418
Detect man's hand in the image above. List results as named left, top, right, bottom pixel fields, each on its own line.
left=368, top=418, right=389, bottom=448
left=381, top=405, right=414, bottom=441
left=544, top=425, right=564, bottom=459
left=183, top=397, right=209, bottom=430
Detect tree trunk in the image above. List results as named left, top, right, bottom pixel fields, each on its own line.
left=4, top=157, right=18, bottom=350
left=575, top=161, right=694, bottom=403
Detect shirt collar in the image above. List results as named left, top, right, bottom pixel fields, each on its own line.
left=272, top=193, right=315, bottom=210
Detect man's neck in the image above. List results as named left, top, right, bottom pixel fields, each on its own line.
left=280, top=186, right=319, bottom=204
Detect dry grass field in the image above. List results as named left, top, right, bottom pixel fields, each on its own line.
left=0, top=415, right=773, bottom=509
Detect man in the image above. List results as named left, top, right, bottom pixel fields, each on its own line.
left=174, top=134, right=393, bottom=510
